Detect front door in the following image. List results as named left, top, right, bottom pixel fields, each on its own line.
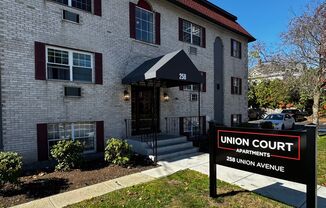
left=131, top=86, right=160, bottom=135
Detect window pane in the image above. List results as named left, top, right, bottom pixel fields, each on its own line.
left=73, top=67, right=92, bottom=82
left=192, top=36, right=201, bottom=46
left=183, top=32, right=191, bottom=43
left=183, top=21, right=191, bottom=33
left=47, top=64, right=70, bottom=80
left=71, top=0, right=92, bottom=12
left=135, top=7, right=154, bottom=43
left=73, top=53, right=92, bottom=68
left=48, top=49, right=69, bottom=65
left=74, top=122, right=96, bottom=152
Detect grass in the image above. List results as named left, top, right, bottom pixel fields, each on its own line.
left=318, top=136, right=326, bottom=185
left=67, top=169, right=290, bottom=208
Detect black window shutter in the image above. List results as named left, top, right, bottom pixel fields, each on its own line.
left=201, top=27, right=206, bottom=48
left=35, top=42, right=46, bottom=80
left=94, top=0, right=102, bottom=16
left=129, top=2, right=136, bottom=39
left=178, top=18, right=184, bottom=41
left=37, top=123, right=48, bottom=161
left=96, top=121, right=104, bottom=152
left=239, top=114, right=242, bottom=123
left=239, top=78, right=242, bottom=95
left=95, top=53, right=103, bottom=85
left=201, top=72, right=206, bottom=92
left=155, top=12, right=161, bottom=45
left=231, top=77, right=235, bottom=94
left=239, top=42, right=242, bottom=59
left=231, top=39, right=234, bottom=57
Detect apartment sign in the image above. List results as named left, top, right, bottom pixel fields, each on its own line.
left=209, top=125, right=317, bottom=207
left=216, top=129, right=302, bottom=182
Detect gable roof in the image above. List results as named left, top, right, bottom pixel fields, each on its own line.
left=167, top=0, right=256, bottom=42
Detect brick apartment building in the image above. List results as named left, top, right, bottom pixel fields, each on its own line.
left=0, top=0, right=255, bottom=162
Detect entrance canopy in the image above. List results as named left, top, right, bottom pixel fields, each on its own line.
left=122, top=50, right=204, bottom=88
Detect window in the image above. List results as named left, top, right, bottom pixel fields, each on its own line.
left=231, top=77, right=242, bottom=95
left=231, top=39, right=242, bottom=58
left=47, top=122, right=96, bottom=153
left=180, top=19, right=205, bottom=47
left=135, top=7, right=155, bottom=43
left=184, top=84, right=200, bottom=92
left=47, top=46, right=93, bottom=82
left=190, top=93, right=198, bottom=101
left=51, top=0, right=92, bottom=12
left=231, top=114, right=242, bottom=127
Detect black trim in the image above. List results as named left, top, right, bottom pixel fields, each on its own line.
left=122, top=50, right=204, bottom=88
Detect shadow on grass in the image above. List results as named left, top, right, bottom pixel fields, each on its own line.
left=217, top=190, right=250, bottom=198
left=1, top=178, right=69, bottom=199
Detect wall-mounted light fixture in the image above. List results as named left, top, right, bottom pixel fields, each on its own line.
left=124, top=90, right=130, bottom=101
left=163, top=92, right=170, bottom=102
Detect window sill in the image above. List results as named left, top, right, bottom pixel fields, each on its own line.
left=46, top=79, right=95, bottom=85
left=61, top=18, right=81, bottom=25
left=132, top=39, right=159, bottom=48
left=47, top=0, right=94, bottom=16
left=64, top=96, right=82, bottom=98
left=180, top=41, right=204, bottom=49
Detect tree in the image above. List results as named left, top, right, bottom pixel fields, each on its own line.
left=280, top=1, right=326, bottom=124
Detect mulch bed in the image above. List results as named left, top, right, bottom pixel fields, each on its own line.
left=0, top=156, right=156, bottom=208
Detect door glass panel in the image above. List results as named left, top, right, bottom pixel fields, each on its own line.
left=131, top=86, right=159, bottom=135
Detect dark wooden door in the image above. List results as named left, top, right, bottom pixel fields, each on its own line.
left=131, top=86, right=160, bottom=135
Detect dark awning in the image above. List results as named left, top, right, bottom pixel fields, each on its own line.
left=122, top=50, right=204, bottom=88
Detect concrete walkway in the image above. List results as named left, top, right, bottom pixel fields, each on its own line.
left=13, top=153, right=326, bottom=208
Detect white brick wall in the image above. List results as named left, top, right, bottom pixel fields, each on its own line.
left=0, top=0, right=249, bottom=162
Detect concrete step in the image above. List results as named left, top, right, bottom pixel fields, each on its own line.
left=156, top=147, right=199, bottom=161
left=156, top=136, right=188, bottom=146
left=146, top=141, right=193, bottom=155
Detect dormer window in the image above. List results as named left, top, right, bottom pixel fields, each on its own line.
left=130, top=0, right=161, bottom=45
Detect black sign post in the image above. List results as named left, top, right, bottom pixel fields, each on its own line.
left=209, top=122, right=317, bottom=207
left=306, top=126, right=317, bottom=208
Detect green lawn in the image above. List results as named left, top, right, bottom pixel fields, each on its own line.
left=318, top=136, right=326, bottom=185
left=67, top=169, right=289, bottom=208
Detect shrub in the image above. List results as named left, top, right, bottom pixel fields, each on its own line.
left=260, top=121, right=274, bottom=129
left=50, top=140, right=84, bottom=171
left=0, top=151, right=23, bottom=187
left=105, top=138, right=132, bottom=166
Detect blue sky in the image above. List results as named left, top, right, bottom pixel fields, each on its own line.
left=210, top=0, right=311, bottom=47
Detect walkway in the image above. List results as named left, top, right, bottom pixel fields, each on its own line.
left=13, top=153, right=326, bottom=208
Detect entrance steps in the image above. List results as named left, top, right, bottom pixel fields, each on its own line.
left=147, top=136, right=199, bottom=161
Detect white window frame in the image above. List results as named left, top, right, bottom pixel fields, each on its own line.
left=46, top=46, right=94, bottom=83
left=231, top=39, right=241, bottom=58
left=183, top=20, right=203, bottom=46
left=135, top=6, right=156, bottom=44
left=47, top=122, right=97, bottom=154
left=232, top=77, right=241, bottom=95
left=190, top=93, right=198, bottom=101
left=184, top=84, right=200, bottom=92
